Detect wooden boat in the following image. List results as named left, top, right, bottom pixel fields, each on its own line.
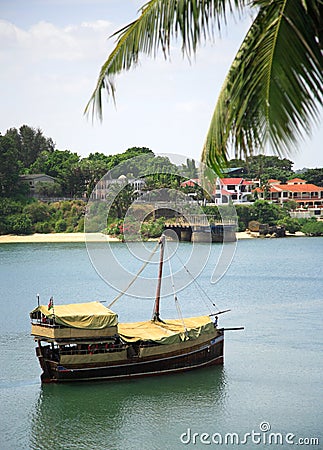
left=30, top=235, right=242, bottom=383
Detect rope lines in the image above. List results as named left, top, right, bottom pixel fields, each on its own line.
left=172, top=250, right=221, bottom=313
left=108, top=241, right=160, bottom=309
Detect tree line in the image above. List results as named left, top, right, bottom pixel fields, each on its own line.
left=0, top=125, right=179, bottom=198
left=1, top=125, right=323, bottom=236
left=1, top=125, right=323, bottom=200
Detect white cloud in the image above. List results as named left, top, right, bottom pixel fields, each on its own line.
left=0, top=7, right=322, bottom=168
left=0, top=20, right=28, bottom=51
left=0, top=19, right=112, bottom=63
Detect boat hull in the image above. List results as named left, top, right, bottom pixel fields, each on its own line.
left=38, top=334, right=224, bottom=383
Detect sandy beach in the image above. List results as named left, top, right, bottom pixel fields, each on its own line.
left=0, top=231, right=259, bottom=244
left=236, top=231, right=257, bottom=239
left=0, top=233, right=120, bottom=244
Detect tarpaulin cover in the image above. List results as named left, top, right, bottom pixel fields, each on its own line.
left=30, top=302, right=118, bottom=329
left=118, top=316, right=213, bottom=344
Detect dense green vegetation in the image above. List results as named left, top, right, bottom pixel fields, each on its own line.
left=0, top=198, right=85, bottom=235
left=228, top=156, right=294, bottom=183
left=107, top=217, right=165, bottom=241
left=0, top=126, right=180, bottom=198
left=1, top=125, right=322, bottom=237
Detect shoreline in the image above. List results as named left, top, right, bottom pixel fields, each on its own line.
left=0, top=231, right=306, bottom=244
left=0, top=233, right=119, bottom=244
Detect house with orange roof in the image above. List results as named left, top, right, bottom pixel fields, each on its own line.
left=180, top=178, right=200, bottom=188
left=254, top=178, right=323, bottom=216
left=181, top=177, right=260, bottom=204
left=214, top=178, right=259, bottom=204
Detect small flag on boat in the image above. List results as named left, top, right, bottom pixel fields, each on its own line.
left=48, top=297, right=54, bottom=310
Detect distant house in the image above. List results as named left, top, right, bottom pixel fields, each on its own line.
left=181, top=177, right=260, bottom=204
left=267, top=178, right=281, bottom=185
left=254, top=178, right=323, bottom=216
left=214, top=178, right=259, bottom=204
left=90, top=175, right=146, bottom=200
left=19, top=174, right=56, bottom=195
left=180, top=178, right=200, bottom=188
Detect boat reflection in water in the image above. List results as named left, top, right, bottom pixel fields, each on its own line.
left=29, top=366, right=227, bottom=450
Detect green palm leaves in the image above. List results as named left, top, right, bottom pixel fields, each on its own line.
left=86, top=0, right=322, bottom=175
left=202, top=0, right=323, bottom=172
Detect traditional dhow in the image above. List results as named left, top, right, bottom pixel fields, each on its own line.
left=30, top=235, right=241, bottom=383
left=30, top=302, right=224, bottom=383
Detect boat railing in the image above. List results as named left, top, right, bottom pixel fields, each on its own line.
left=59, top=345, right=126, bottom=356
left=31, top=319, right=64, bottom=328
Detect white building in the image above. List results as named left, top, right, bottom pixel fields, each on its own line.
left=90, top=175, right=146, bottom=200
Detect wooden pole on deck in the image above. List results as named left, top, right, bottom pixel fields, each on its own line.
left=152, top=234, right=165, bottom=322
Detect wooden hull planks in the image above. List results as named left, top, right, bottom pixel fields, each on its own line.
left=37, top=333, right=224, bottom=383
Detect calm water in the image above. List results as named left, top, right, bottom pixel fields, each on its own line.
left=0, top=238, right=322, bottom=449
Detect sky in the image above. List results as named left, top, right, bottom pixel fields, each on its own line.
left=0, top=0, right=322, bottom=170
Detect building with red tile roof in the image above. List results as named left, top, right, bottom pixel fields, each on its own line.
left=286, top=178, right=307, bottom=185
left=181, top=177, right=260, bottom=204
left=254, top=178, right=323, bottom=210
left=180, top=179, right=200, bottom=188
left=214, top=178, right=260, bottom=204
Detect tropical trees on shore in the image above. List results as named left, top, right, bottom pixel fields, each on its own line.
left=86, top=0, right=322, bottom=174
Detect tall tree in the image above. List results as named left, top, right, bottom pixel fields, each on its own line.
left=79, top=153, right=112, bottom=198
left=301, top=168, right=323, bottom=186
left=0, top=135, right=20, bottom=197
left=244, top=155, right=294, bottom=182
left=30, top=149, right=82, bottom=197
left=5, top=125, right=55, bottom=169
left=86, top=0, right=322, bottom=175
left=181, top=158, right=198, bottom=179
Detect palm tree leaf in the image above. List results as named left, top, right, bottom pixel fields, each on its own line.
left=202, top=0, right=323, bottom=173
left=85, top=0, right=245, bottom=119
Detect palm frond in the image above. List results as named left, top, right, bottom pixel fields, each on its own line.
left=85, top=0, right=245, bottom=119
left=202, top=0, right=323, bottom=173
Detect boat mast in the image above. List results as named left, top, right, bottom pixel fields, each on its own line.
left=152, top=234, right=165, bottom=322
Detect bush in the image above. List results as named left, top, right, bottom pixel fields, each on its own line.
left=23, top=202, right=51, bottom=223
left=0, top=198, right=24, bottom=216
left=282, top=200, right=297, bottom=212
left=0, top=198, right=85, bottom=235
left=76, top=217, right=84, bottom=232
left=9, top=214, right=33, bottom=235
left=301, top=221, right=323, bottom=236
left=55, top=219, right=67, bottom=232
left=34, top=221, right=52, bottom=233
left=106, top=220, right=123, bottom=237
left=141, top=218, right=165, bottom=239
left=277, top=217, right=301, bottom=234
left=250, top=200, right=285, bottom=225
left=235, top=204, right=251, bottom=230
left=61, top=201, right=72, bottom=212
left=106, top=218, right=165, bottom=241
left=238, top=221, right=247, bottom=232
left=53, top=209, right=64, bottom=220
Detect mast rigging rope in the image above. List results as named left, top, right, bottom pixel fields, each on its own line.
left=108, top=241, right=160, bottom=309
